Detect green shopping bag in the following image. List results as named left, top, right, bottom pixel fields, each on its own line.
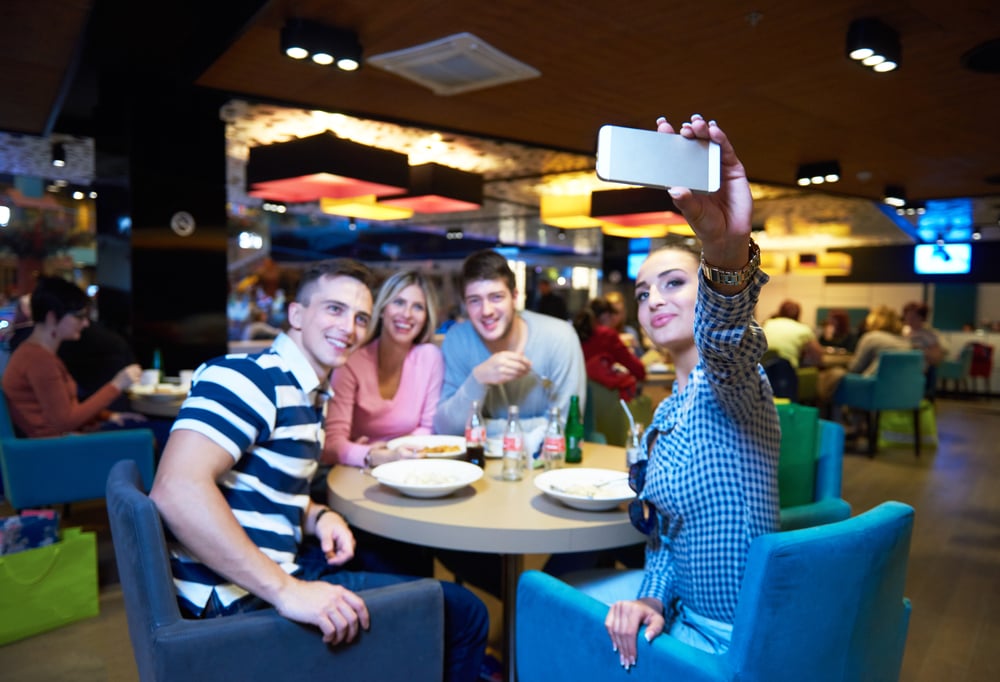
left=877, top=399, right=938, bottom=451
left=776, top=403, right=819, bottom=508
left=0, top=527, right=99, bottom=645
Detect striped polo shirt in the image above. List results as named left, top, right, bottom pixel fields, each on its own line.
left=166, top=333, right=328, bottom=615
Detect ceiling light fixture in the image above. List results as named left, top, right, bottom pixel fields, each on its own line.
left=379, top=163, right=483, bottom=213
left=846, top=17, right=901, bottom=73
left=247, top=132, right=409, bottom=203
left=319, top=195, right=414, bottom=221
left=972, top=226, right=982, bottom=241
left=281, top=18, right=363, bottom=71
left=51, top=142, right=66, bottom=167
left=591, top=187, right=692, bottom=238
left=882, top=185, right=906, bottom=208
left=796, top=161, right=841, bottom=186
left=539, top=194, right=602, bottom=229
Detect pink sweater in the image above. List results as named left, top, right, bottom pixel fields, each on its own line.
left=323, top=341, right=444, bottom=467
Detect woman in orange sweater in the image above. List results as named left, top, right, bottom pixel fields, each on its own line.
left=2, top=276, right=143, bottom=437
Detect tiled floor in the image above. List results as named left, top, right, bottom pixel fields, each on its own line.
left=2, top=398, right=998, bottom=681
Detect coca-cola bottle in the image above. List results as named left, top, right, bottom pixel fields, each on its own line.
left=541, top=405, right=565, bottom=470
left=464, top=400, right=486, bottom=468
left=501, top=405, right=525, bottom=481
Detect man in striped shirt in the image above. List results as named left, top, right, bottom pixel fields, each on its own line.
left=150, top=259, right=488, bottom=682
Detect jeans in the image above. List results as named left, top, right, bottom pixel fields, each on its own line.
left=201, top=542, right=488, bottom=682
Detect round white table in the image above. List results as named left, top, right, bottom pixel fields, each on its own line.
left=327, top=442, right=645, bottom=682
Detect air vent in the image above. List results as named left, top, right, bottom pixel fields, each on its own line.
left=368, top=32, right=540, bottom=96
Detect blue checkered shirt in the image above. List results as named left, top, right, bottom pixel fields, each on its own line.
left=637, top=269, right=781, bottom=624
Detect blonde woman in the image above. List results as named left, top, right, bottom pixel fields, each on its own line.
left=322, top=270, right=443, bottom=468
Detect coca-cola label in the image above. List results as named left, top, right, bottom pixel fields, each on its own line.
left=543, top=435, right=565, bottom=453
left=503, top=434, right=523, bottom=451
left=465, top=425, right=486, bottom=443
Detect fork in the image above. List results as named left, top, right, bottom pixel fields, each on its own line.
left=532, top=370, right=555, bottom=402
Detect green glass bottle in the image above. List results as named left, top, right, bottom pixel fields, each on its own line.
left=564, top=395, right=583, bottom=464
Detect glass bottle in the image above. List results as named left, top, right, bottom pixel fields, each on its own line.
left=464, top=400, right=486, bottom=468
left=626, top=422, right=645, bottom=467
left=564, top=395, right=583, bottom=464
left=151, top=347, right=163, bottom=383
left=501, top=405, right=525, bottom=481
left=541, top=405, right=565, bottom=470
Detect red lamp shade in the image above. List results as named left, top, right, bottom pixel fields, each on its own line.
left=379, top=163, right=483, bottom=213
left=246, top=132, right=410, bottom=203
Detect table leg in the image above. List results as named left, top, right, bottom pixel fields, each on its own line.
left=501, top=553, right=524, bottom=682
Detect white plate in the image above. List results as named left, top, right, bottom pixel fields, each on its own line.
left=386, top=434, right=466, bottom=458
left=371, top=459, right=483, bottom=498
left=534, top=468, right=635, bottom=511
left=128, top=383, right=188, bottom=401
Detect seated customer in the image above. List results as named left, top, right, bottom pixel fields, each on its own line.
left=322, top=270, right=443, bottom=577
left=2, top=276, right=147, bottom=438
left=150, top=259, right=487, bottom=682
left=761, top=299, right=823, bottom=368
left=573, top=298, right=646, bottom=401
left=323, top=270, right=443, bottom=469
left=819, top=308, right=857, bottom=352
left=433, top=249, right=586, bottom=596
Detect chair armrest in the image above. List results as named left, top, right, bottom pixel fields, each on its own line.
left=516, top=570, right=731, bottom=682
left=1, top=429, right=155, bottom=509
left=152, top=579, right=445, bottom=682
left=834, top=373, right=875, bottom=408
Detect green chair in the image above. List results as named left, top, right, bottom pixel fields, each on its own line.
left=936, top=344, right=973, bottom=394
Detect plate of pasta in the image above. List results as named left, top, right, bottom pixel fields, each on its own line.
left=387, top=435, right=466, bottom=458
left=371, top=459, right=483, bottom=498
left=534, top=468, right=635, bottom=511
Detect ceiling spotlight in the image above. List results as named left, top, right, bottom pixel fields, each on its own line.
left=796, top=161, right=841, bottom=186
left=280, top=18, right=363, bottom=71
left=882, top=185, right=906, bottom=208
left=847, top=18, right=901, bottom=73
left=51, top=142, right=66, bottom=168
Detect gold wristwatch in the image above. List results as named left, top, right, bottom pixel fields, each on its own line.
left=700, top=240, right=761, bottom=286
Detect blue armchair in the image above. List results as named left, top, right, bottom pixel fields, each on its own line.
left=516, top=501, right=914, bottom=682
left=936, top=344, right=973, bottom=393
left=833, top=349, right=926, bottom=457
left=0, top=391, right=155, bottom=510
left=106, top=459, right=446, bottom=682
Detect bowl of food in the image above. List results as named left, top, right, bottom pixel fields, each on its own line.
left=128, top=382, right=189, bottom=402
left=534, top=468, right=635, bottom=511
left=386, top=434, right=466, bottom=458
left=371, top=459, right=483, bottom=498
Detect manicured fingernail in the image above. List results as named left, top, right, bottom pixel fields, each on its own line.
left=656, top=116, right=666, bottom=124
left=645, top=630, right=654, bottom=642
left=708, top=119, right=718, bottom=127
left=620, top=655, right=627, bottom=668
left=668, top=188, right=683, bottom=199
left=612, top=643, right=618, bottom=652
left=692, top=113, right=704, bottom=120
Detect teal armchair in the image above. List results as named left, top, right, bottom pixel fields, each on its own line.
left=516, top=501, right=914, bottom=682
left=0, top=391, right=155, bottom=510
left=936, top=344, right=973, bottom=393
left=833, top=349, right=926, bottom=457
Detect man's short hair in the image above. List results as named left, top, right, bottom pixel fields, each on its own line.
left=903, top=301, right=929, bottom=321
left=777, top=300, right=801, bottom=321
left=460, top=249, right=515, bottom=294
left=295, top=259, right=376, bottom=304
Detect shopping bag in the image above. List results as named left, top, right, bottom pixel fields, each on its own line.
left=877, top=399, right=938, bottom=451
left=776, top=403, right=819, bottom=508
left=0, top=527, right=99, bottom=645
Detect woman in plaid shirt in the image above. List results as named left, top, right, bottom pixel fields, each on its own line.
left=602, top=114, right=781, bottom=670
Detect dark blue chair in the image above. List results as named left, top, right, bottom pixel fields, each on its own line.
left=106, top=459, right=446, bottom=682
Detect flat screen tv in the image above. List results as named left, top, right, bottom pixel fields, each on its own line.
left=913, top=243, right=972, bottom=275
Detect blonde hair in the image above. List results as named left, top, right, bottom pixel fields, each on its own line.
left=369, top=270, right=438, bottom=345
left=865, top=306, right=903, bottom=334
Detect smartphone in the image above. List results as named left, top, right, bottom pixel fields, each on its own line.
left=595, top=124, right=721, bottom=193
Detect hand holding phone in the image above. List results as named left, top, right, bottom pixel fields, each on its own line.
left=596, top=124, right=721, bottom=193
